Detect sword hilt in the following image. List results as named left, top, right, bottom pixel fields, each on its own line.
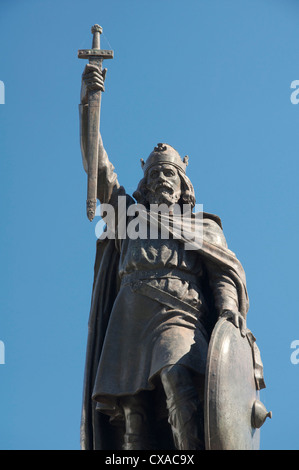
left=91, top=24, right=102, bottom=49
left=78, top=23, right=114, bottom=61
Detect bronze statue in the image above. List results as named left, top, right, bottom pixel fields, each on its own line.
left=78, top=26, right=271, bottom=451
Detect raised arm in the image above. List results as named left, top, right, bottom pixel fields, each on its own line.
left=79, top=64, right=120, bottom=204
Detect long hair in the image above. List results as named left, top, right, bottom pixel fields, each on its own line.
left=132, top=169, right=196, bottom=209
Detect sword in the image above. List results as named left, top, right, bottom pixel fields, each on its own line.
left=78, top=24, right=114, bottom=221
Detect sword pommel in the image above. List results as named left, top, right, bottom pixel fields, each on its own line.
left=91, top=24, right=102, bottom=34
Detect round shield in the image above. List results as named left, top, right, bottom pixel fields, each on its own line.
left=204, top=317, right=260, bottom=450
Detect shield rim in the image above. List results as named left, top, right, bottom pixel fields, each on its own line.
left=204, top=317, right=260, bottom=450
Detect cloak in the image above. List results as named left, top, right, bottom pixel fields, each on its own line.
left=80, top=211, right=249, bottom=450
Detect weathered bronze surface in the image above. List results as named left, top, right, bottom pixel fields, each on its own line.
left=204, top=317, right=271, bottom=450
left=78, top=25, right=270, bottom=451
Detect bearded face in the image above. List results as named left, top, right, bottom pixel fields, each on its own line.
left=145, top=164, right=181, bottom=206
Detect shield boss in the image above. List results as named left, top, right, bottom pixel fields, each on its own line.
left=204, top=317, right=261, bottom=450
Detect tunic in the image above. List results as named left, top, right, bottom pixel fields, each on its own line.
left=92, top=235, right=210, bottom=403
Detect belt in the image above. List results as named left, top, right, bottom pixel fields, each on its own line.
left=121, top=269, right=201, bottom=316
left=121, top=268, right=199, bottom=286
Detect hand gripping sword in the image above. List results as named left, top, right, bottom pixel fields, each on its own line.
left=78, top=25, right=114, bottom=221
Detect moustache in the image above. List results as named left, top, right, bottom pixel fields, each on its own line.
left=154, top=182, right=173, bottom=192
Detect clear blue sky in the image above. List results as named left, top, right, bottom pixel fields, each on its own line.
left=1, top=0, right=299, bottom=450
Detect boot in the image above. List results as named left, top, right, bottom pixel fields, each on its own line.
left=161, top=365, right=205, bottom=450
left=167, top=394, right=205, bottom=450
left=122, top=432, right=157, bottom=450
left=121, top=393, right=157, bottom=450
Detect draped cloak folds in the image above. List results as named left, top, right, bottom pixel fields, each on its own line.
left=80, top=208, right=249, bottom=450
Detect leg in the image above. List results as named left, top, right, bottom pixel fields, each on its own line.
left=120, top=392, right=156, bottom=450
left=160, top=364, right=205, bottom=450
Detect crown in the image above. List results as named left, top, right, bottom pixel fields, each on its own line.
left=140, top=143, right=189, bottom=174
